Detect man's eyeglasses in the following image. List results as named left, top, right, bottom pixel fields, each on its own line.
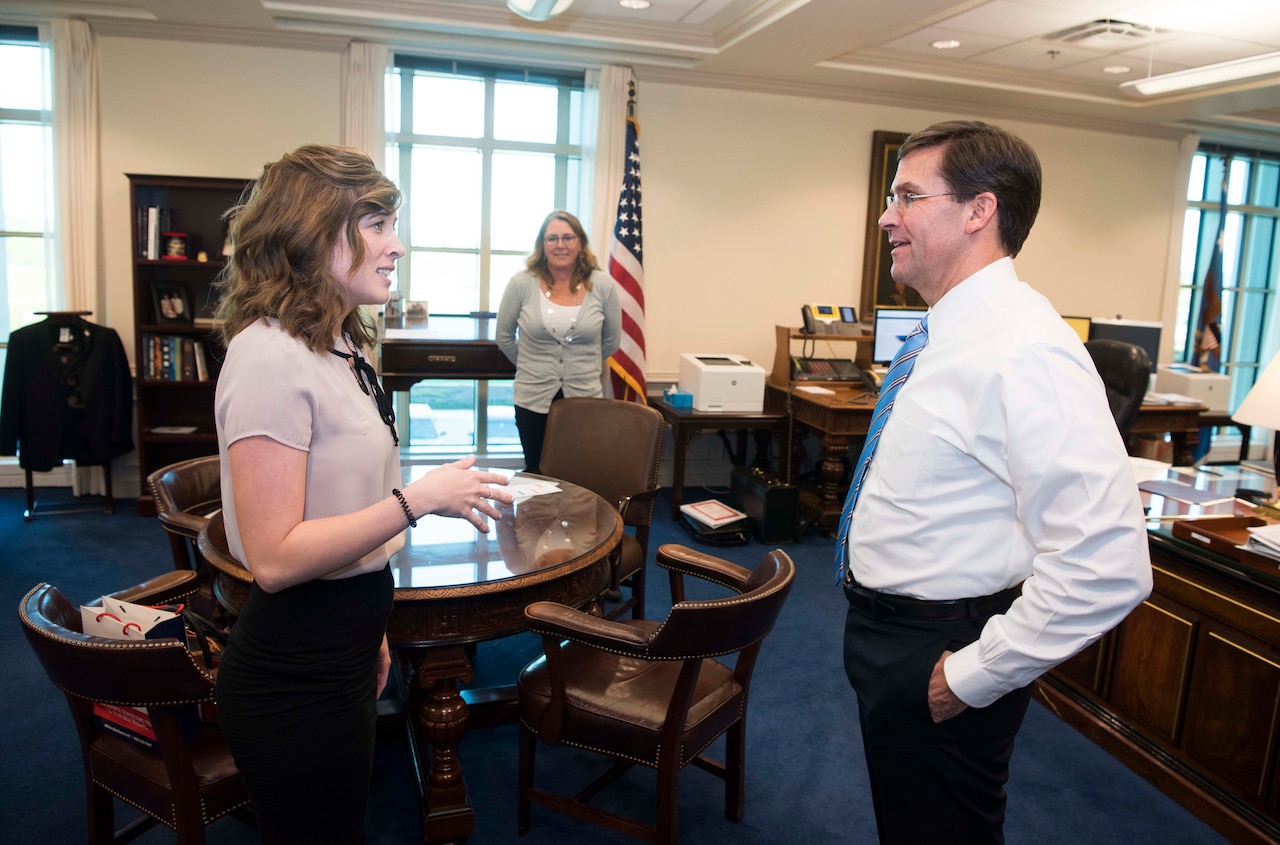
left=544, top=234, right=578, bottom=246
left=330, top=347, right=399, bottom=445
left=885, top=192, right=963, bottom=211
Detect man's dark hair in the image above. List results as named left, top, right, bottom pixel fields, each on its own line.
left=898, top=120, right=1041, bottom=256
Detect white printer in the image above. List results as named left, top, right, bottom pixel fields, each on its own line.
left=1154, top=364, right=1230, bottom=412
left=678, top=353, right=766, bottom=413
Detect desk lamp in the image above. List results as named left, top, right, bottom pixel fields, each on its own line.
left=1232, top=353, right=1280, bottom=501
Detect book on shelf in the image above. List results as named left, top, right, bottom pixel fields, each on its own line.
left=679, top=499, right=749, bottom=529
left=180, top=338, right=197, bottom=381
left=141, top=334, right=210, bottom=382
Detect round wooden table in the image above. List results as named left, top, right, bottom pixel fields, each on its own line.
left=197, top=473, right=623, bottom=843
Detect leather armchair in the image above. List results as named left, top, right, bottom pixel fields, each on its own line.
left=19, top=572, right=252, bottom=844
left=517, top=543, right=795, bottom=844
left=1085, top=339, right=1152, bottom=439
left=540, top=397, right=665, bottom=619
left=147, top=455, right=222, bottom=572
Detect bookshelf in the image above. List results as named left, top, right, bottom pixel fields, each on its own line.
left=127, top=174, right=250, bottom=515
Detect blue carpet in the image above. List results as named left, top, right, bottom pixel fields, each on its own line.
left=0, top=487, right=1230, bottom=843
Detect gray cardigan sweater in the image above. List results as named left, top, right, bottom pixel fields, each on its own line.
left=496, top=269, right=622, bottom=413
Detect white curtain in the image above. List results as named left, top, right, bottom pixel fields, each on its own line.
left=341, top=42, right=389, bottom=170
left=580, top=66, right=633, bottom=256
left=51, top=19, right=109, bottom=497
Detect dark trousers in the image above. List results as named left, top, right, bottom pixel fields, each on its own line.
left=843, top=600, right=1032, bottom=844
left=513, top=389, right=563, bottom=474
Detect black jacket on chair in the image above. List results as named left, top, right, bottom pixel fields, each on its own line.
left=0, top=317, right=134, bottom=471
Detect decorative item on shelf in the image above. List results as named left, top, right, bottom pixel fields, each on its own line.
left=1232, top=351, right=1280, bottom=501
left=196, top=250, right=208, bottom=263
left=151, top=281, right=191, bottom=324
left=161, top=232, right=189, bottom=260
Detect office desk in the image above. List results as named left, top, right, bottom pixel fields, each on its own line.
left=651, top=398, right=786, bottom=519
left=198, top=474, right=623, bottom=844
left=764, top=382, right=1209, bottom=531
left=1038, top=466, right=1280, bottom=845
left=379, top=315, right=515, bottom=391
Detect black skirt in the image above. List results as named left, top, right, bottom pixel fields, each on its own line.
left=216, top=564, right=394, bottom=844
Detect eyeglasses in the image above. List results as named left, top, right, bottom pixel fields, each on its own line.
left=885, top=192, right=963, bottom=211
left=544, top=234, right=578, bottom=246
left=330, top=347, right=399, bottom=446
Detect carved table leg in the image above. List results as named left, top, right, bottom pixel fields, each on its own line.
left=413, top=645, right=475, bottom=843
left=817, top=432, right=850, bottom=532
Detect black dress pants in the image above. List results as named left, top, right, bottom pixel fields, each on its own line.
left=513, top=388, right=563, bottom=474
left=843, top=601, right=1033, bottom=844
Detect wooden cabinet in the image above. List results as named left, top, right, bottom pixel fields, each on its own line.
left=1038, top=531, right=1280, bottom=844
left=127, top=174, right=250, bottom=515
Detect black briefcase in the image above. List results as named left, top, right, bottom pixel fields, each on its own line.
left=730, top=466, right=798, bottom=543
left=678, top=512, right=751, bottom=547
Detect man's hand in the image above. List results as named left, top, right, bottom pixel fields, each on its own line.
left=928, top=649, right=969, bottom=723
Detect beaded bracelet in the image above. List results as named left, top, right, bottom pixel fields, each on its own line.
left=391, top=488, right=418, bottom=528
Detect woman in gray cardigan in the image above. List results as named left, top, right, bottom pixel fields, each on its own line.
left=496, top=210, right=622, bottom=473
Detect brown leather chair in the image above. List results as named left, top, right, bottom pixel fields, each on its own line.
left=19, top=571, right=253, bottom=844
left=1085, top=338, right=1152, bottom=440
left=147, top=455, right=222, bottom=573
left=517, top=543, right=796, bottom=844
left=540, top=397, right=664, bottom=620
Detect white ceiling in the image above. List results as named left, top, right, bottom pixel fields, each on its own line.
left=11, top=0, right=1280, bottom=146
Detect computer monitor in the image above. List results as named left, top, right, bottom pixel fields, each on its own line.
left=1061, top=315, right=1091, bottom=344
left=1089, top=318, right=1161, bottom=374
left=873, top=307, right=927, bottom=365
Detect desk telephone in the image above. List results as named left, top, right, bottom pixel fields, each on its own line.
left=801, top=304, right=861, bottom=335
left=791, top=356, right=881, bottom=392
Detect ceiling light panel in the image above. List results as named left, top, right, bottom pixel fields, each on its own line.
left=878, top=26, right=1007, bottom=59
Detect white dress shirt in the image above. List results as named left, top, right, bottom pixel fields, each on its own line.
left=845, top=257, right=1152, bottom=708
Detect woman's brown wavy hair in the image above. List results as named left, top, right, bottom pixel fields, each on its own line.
left=214, top=144, right=401, bottom=354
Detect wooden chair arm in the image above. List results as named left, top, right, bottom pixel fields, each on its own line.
left=616, top=485, right=661, bottom=527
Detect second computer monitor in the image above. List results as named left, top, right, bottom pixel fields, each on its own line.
left=873, top=307, right=927, bottom=365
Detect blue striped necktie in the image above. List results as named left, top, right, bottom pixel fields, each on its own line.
left=833, top=315, right=929, bottom=584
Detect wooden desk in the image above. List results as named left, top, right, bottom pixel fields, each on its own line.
left=1039, top=466, right=1280, bottom=845
left=764, top=383, right=1210, bottom=532
left=379, top=315, right=515, bottom=391
left=1131, top=401, right=1209, bottom=466
left=651, top=398, right=786, bottom=519
left=198, top=473, right=623, bottom=844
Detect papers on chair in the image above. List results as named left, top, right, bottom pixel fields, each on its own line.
left=1243, top=523, right=1280, bottom=562
left=1138, top=478, right=1235, bottom=506
left=504, top=478, right=561, bottom=500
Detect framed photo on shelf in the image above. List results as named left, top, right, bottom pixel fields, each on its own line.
left=161, top=232, right=189, bottom=260
left=859, top=131, right=926, bottom=319
left=151, top=281, right=191, bottom=324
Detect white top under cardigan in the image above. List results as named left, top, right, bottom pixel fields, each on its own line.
left=844, top=257, right=1152, bottom=709
left=496, top=269, right=622, bottom=414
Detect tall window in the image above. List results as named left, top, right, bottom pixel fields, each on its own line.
left=0, top=25, right=56, bottom=388
left=385, top=57, right=584, bottom=459
left=1179, top=149, right=1280, bottom=423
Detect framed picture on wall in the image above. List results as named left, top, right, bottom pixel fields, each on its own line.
left=859, top=131, right=926, bottom=319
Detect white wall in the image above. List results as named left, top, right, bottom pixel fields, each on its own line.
left=637, top=81, right=1185, bottom=381
left=98, top=36, right=341, bottom=352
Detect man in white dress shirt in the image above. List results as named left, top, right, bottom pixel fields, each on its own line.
left=840, top=120, right=1152, bottom=844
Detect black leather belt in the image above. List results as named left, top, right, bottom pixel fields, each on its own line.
left=842, top=569, right=1022, bottom=621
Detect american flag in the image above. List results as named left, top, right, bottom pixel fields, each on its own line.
left=607, top=114, right=647, bottom=403
left=1194, top=160, right=1228, bottom=372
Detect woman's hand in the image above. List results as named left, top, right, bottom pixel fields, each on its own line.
left=404, top=455, right=514, bottom=532
left=375, top=635, right=391, bottom=698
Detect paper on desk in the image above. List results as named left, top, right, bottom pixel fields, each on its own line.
left=504, top=478, right=561, bottom=500
left=796, top=385, right=835, bottom=395
left=1138, top=478, right=1234, bottom=506
left=1242, top=524, right=1280, bottom=562
left=1144, top=392, right=1202, bottom=406
left=1130, top=456, right=1172, bottom=483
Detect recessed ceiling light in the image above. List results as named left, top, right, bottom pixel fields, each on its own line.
left=1103, top=65, right=1131, bottom=75
left=619, top=0, right=651, bottom=9
left=931, top=39, right=962, bottom=50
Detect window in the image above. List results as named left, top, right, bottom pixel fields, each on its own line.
left=0, top=26, right=56, bottom=388
left=386, top=57, right=584, bottom=459
left=1179, top=149, right=1280, bottom=441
